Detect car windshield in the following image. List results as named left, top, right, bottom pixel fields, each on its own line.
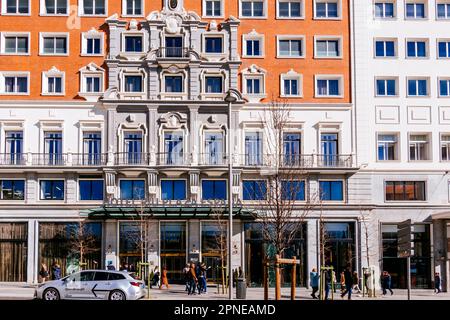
left=128, top=272, right=140, bottom=280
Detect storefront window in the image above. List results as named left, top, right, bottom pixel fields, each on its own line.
left=244, top=222, right=307, bottom=287
left=381, top=224, right=431, bottom=289
left=160, top=222, right=186, bottom=283
left=39, top=222, right=102, bottom=279
left=322, top=222, right=355, bottom=275
left=0, top=223, right=27, bottom=282
left=201, top=222, right=227, bottom=283
left=119, top=222, right=144, bottom=272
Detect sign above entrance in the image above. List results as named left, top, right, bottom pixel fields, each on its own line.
left=103, top=197, right=244, bottom=208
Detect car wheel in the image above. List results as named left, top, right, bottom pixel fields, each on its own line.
left=43, top=288, right=60, bottom=300
left=109, top=290, right=126, bottom=300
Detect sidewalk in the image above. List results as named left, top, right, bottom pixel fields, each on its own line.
left=1, top=283, right=449, bottom=300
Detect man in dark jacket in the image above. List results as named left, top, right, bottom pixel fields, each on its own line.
left=340, top=266, right=353, bottom=300
left=435, top=272, right=441, bottom=293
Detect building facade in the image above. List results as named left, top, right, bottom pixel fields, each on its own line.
left=0, top=0, right=447, bottom=291
left=353, top=0, right=450, bottom=290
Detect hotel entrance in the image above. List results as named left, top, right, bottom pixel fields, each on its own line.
left=160, top=222, right=186, bottom=283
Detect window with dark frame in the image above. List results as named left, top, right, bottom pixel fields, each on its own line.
left=385, top=181, right=426, bottom=201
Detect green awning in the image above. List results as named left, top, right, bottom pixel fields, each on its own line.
left=81, top=206, right=255, bottom=220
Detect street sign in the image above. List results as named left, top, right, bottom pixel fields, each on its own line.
left=397, top=219, right=413, bottom=258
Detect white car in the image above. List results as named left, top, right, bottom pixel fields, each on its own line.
left=35, top=270, right=147, bottom=300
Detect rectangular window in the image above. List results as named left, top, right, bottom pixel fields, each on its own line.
left=245, top=132, right=263, bottom=165
left=164, top=131, right=184, bottom=165
left=5, top=131, right=23, bottom=165
left=3, top=35, right=28, bottom=54
left=278, top=0, right=302, bottom=18
left=437, top=3, right=450, bottom=19
left=385, top=181, right=426, bottom=201
left=405, top=3, right=425, bottom=18
left=3, top=75, right=28, bottom=93
left=161, top=180, right=186, bottom=200
left=406, top=41, right=427, bottom=58
left=4, top=0, right=29, bottom=14
left=125, top=36, right=143, bottom=52
left=283, top=78, right=299, bottom=96
left=125, top=0, right=142, bottom=15
left=315, top=1, right=339, bottom=18
left=438, top=41, right=450, bottom=58
left=83, top=132, right=101, bottom=165
left=316, top=78, right=340, bottom=96
left=44, top=0, right=68, bottom=14
left=79, top=180, right=103, bottom=200
left=409, top=134, right=429, bottom=161
left=408, top=79, right=428, bottom=96
left=86, top=38, right=101, bottom=54
left=82, top=0, right=106, bottom=15
left=319, top=181, right=344, bottom=201
left=281, top=180, right=305, bottom=200
left=374, top=2, right=395, bottom=18
left=165, top=76, right=183, bottom=93
left=439, top=79, right=450, bottom=97
left=245, top=39, right=261, bottom=56
left=46, top=76, right=63, bottom=94
left=40, top=180, right=64, bottom=200
left=205, top=77, right=222, bottom=93
left=120, top=180, right=145, bottom=200
left=441, top=135, right=450, bottom=160
left=205, top=37, right=223, bottom=53
left=205, top=0, right=221, bottom=16
left=124, top=75, right=142, bottom=92
left=44, top=131, right=63, bottom=165
left=243, top=180, right=267, bottom=200
left=376, top=79, right=396, bottom=96
left=42, top=36, right=67, bottom=55
left=378, top=134, right=397, bottom=160
left=283, top=133, right=301, bottom=165
left=278, top=39, right=303, bottom=57
left=0, top=180, right=24, bottom=200
left=316, top=39, right=340, bottom=57
left=375, top=40, right=395, bottom=57
left=246, top=78, right=262, bottom=94
left=242, top=0, right=264, bottom=17
left=202, top=180, right=227, bottom=200
left=86, top=76, right=101, bottom=92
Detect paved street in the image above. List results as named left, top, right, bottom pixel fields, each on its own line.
left=1, top=283, right=449, bottom=300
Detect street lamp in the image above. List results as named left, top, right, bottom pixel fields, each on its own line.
left=225, top=90, right=237, bottom=300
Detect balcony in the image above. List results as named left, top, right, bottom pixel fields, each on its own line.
left=115, top=152, right=149, bottom=166
left=238, top=154, right=355, bottom=169
left=0, top=153, right=108, bottom=167
left=198, top=153, right=228, bottom=166
left=156, top=47, right=190, bottom=59
left=156, top=152, right=189, bottom=166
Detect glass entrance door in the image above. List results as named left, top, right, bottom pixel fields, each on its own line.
left=160, top=222, right=186, bottom=283
left=322, top=222, right=355, bottom=276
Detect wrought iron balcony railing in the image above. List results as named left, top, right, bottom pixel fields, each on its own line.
left=156, top=47, right=190, bottom=58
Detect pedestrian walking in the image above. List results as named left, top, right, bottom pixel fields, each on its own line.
left=341, top=266, right=353, bottom=300
left=340, top=271, right=346, bottom=294
left=352, top=271, right=361, bottom=293
left=381, top=271, right=393, bottom=295
left=323, top=268, right=332, bottom=300
left=183, top=264, right=190, bottom=292
left=310, top=268, right=319, bottom=299
left=188, top=263, right=198, bottom=295
left=151, top=266, right=160, bottom=288
left=198, top=262, right=209, bottom=294
left=159, top=266, right=169, bottom=289
left=51, top=261, right=61, bottom=280
left=435, top=272, right=441, bottom=293
left=39, top=263, right=49, bottom=283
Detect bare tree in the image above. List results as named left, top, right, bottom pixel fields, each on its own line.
left=210, top=206, right=228, bottom=294
left=359, top=208, right=377, bottom=296
left=68, top=220, right=100, bottom=270
left=245, top=99, right=318, bottom=299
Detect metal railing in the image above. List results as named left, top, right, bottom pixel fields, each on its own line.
left=317, top=154, right=353, bottom=168
left=156, top=47, right=190, bottom=58
left=199, top=153, right=228, bottom=166
left=32, top=153, right=66, bottom=166
left=72, top=153, right=107, bottom=166
left=157, top=152, right=188, bottom=166
left=0, top=153, right=26, bottom=165
left=115, top=152, right=149, bottom=166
